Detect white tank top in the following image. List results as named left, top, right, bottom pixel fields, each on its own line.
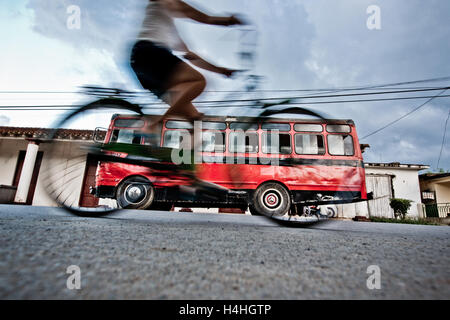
left=138, top=1, right=184, bottom=51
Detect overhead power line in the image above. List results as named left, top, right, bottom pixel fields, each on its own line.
left=0, top=86, right=445, bottom=95
left=188, top=87, right=450, bottom=105
left=360, top=89, right=448, bottom=140
left=1, top=75, right=450, bottom=95
left=2, top=87, right=450, bottom=105
left=436, top=108, right=450, bottom=170
left=1, top=93, right=450, bottom=111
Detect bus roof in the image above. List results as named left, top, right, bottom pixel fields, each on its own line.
left=111, top=114, right=355, bottom=125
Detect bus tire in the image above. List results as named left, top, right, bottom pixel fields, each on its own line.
left=252, top=183, right=291, bottom=217
left=117, top=176, right=154, bottom=210
left=326, top=207, right=336, bottom=218
left=249, top=205, right=261, bottom=216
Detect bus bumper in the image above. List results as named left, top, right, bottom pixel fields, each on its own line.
left=90, top=186, right=115, bottom=199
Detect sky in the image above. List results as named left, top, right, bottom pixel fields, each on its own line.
left=0, top=0, right=449, bottom=171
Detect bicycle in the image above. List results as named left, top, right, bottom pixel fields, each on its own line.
left=41, top=27, right=332, bottom=226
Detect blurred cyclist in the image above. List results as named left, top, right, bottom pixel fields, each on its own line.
left=130, top=0, right=244, bottom=128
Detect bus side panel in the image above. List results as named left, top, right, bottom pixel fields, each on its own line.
left=96, top=160, right=367, bottom=202
left=197, top=162, right=367, bottom=195
left=96, top=161, right=190, bottom=191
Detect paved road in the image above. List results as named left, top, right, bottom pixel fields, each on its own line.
left=0, top=204, right=449, bottom=299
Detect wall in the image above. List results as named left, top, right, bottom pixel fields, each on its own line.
left=365, top=174, right=394, bottom=218
left=337, top=166, right=423, bottom=219
left=435, top=183, right=450, bottom=203
left=0, top=138, right=92, bottom=207
left=0, top=139, right=28, bottom=185
left=374, top=167, right=422, bottom=217
left=33, top=140, right=92, bottom=207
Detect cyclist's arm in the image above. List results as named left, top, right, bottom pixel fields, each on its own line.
left=172, top=36, right=232, bottom=76
left=163, top=0, right=241, bottom=26
left=184, top=51, right=234, bottom=77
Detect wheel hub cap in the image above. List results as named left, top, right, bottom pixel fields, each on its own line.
left=264, top=192, right=280, bottom=208
left=125, top=185, right=146, bottom=204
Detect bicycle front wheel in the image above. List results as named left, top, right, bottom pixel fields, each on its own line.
left=41, top=98, right=143, bottom=216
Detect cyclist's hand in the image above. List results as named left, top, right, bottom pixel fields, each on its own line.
left=227, top=14, right=247, bottom=26
left=218, top=67, right=239, bottom=78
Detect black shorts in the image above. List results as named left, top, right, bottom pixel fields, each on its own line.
left=130, top=40, right=182, bottom=98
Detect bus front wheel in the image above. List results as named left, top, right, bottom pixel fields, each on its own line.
left=117, top=177, right=155, bottom=210
left=252, top=183, right=291, bottom=217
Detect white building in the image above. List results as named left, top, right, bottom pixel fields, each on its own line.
left=337, top=163, right=429, bottom=219
left=0, top=126, right=98, bottom=207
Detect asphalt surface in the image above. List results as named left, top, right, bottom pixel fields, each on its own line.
left=0, top=204, right=449, bottom=300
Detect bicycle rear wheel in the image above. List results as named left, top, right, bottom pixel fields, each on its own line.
left=41, top=98, right=143, bottom=216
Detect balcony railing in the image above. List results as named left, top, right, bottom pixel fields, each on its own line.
left=425, top=203, right=450, bottom=218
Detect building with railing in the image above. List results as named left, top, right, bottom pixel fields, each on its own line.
left=419, top=173, right=450, bottom=218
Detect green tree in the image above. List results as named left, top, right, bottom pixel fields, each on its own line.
left=389, top=198, right=413, bottom=220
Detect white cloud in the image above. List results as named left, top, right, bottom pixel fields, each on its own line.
left=1, top=0, right=450, bottom=169
left=0, top=115, right=10, bottom=126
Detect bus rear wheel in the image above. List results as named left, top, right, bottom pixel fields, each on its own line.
left=117, top=177, right=155, bottom=210
left=252, top=183, right=291, bottom=217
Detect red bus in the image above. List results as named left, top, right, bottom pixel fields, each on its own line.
left=91, top=115, right=368, bottom=216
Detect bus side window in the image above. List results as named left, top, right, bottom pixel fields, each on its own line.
left=295, top=134, right=325, bottom=155
left=110, top=129, right=142, bottom=145
left=327, top=134, right=354, bottom=156
left=163, top=130, right=191, bottom=149
left=262, top=132, right=292, bottom=154
left=229, top=131, right=259, bottom=153
left=202, top=131, right=225, bottom=152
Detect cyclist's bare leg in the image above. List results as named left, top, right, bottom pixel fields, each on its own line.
left=147, top=62, right=205, bottom=132
left=165, top=63, right=205, bottom=114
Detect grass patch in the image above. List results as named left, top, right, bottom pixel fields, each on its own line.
left=369, top=217, right=441, bottom=226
